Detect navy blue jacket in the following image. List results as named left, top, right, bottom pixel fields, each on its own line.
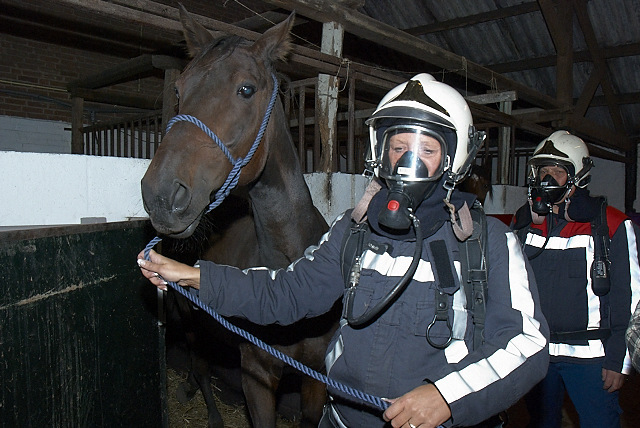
left=197, top=197, right=549, bottom=427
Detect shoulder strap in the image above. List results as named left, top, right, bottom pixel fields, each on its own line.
left=591, top=196, right=611, bottom=296
left=459, top=201, right=489, bottom=350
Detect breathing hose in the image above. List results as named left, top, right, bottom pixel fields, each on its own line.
left=345, top=213, right=423, bottom=326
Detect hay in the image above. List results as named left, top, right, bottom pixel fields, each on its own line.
left=166, top=368, right=299, bottom=428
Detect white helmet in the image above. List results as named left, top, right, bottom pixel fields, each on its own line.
left=528, top=130, right=592, bottom=189
left=365, top=73, right=482, bottom=187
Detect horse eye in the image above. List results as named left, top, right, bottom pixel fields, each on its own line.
left=174, top=87, right=180, bottom=100
left=238, top=85, right=256, bottom=99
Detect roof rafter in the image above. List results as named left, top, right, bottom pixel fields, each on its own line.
left=571, top=0, right=628, bottom=147
left=403, top=2, right=540, bottom=36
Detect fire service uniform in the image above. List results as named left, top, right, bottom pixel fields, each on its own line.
left=196, top=187, right=550, bottom=427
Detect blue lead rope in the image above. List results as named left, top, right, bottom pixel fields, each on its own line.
left=152, top=268, right=391, bottom=412
left=142, top=74, right=391, bottom=414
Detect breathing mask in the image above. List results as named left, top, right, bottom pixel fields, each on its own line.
left=377, top=124, right=447, bottom=231
left=529, top=166, right=571, bottom=215
left=526, top=131, right=594, bottom=215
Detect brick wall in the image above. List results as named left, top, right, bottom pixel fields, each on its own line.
left=0, top=33, right=165, bottom=124
left=0, top=0, right=283, bottom=153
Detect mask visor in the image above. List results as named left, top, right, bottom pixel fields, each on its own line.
left=379, top=125, right=446, bottom=182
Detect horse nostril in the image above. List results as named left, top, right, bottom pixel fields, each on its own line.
left=172, top=180, right=192, bottom=214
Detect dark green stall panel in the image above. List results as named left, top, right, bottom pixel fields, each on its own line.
left=0, top=221, right=167, bottom=428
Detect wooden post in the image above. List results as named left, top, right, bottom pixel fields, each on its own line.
left=497, top=99, right=513, bottom=184
left=347, top=71, right=356, bottom=173
left=317, top=21, right=344, bottom=173
left=71, top=97, right=84, bottom=154
left=555, top=1, right=573, bottom=107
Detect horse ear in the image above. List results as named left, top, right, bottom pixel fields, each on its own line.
left=251, top=12, right=296, bottom=63
left=178, top=3, right=222, bottom=58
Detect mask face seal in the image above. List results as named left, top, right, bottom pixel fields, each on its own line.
left=376, top=125, right=446, bottom=231
left=528, top=162, right=572, bottom=215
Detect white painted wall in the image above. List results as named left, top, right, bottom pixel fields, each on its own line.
left=1, top=148, right=634, bottom=231
left=305, top=172, right=369, bottom=224
left=0, top=152, right=149, bottom=229
left=0, top=153, right=368, bottom=231
left=0, top=115, right=71, bottom=153
left=483, top=185, right=527, bottom=215
left=589, top=156, right=625, bottom=212
left=1, top=115, right=634, bottom=214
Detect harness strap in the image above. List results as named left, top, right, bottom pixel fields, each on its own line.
left=427, top=240, right=455, bottom=349
left=351, top=179, right=382, bottom=224
left=460, top=203, right=489, bottom=350
left=444, top=200, right=474, bottom=241
left=591, top=197, right=611, bottom=296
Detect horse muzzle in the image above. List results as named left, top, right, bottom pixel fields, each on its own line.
left=141, top=176, right=208, bottom=238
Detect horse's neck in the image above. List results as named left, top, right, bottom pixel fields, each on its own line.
left=247, top=104, right=325, bottom=261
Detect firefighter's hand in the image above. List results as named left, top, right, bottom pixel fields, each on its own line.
left=137, top=250, right=200, bottom=291
left=383, top=383, right=451, bottom=428
left=602, top=368, right=625, bottom=393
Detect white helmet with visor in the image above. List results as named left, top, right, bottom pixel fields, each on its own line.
left=366, top=73, right=484, bottom=191
left=527, top=130, right=593, bottom=213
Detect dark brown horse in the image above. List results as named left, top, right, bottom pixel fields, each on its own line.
left=141, top=6, right=334, bottom=428
left=459, top=163, right=493, bottom=205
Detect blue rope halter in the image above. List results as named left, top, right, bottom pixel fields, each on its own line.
left=142, top=73, right=392, bottom=414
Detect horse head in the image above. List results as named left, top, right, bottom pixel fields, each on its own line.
left=460, top=163, right=493, bottom=205
left=141, top=6, right=295, bottom=238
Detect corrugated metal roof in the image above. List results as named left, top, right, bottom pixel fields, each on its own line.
left=356, top=0, right=640, bottom=145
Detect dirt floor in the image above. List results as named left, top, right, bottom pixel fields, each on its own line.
left=166, top=366, right=640, bottom=428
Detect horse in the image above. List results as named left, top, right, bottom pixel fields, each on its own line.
left=141, top=6, right=335, bottom=428
left=459, top=162, right=493, bottom=205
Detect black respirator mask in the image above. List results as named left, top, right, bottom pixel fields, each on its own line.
left=529, top=173, right=569, bottom=215
left=379, top=151, right=439, bottom=230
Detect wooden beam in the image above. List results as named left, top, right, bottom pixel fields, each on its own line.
left=465, top=91, right=517, bottom=105
left=538, top=0, right=573, bottom=106
left=572, top=0, right=628, bottom=138
left=262, top=0, right=560, bottom=109
left=566, top=116, right=631, bottom=152
left=71, top=97, right=84, bottom=154
left=404, top=2, right=539, bottom=36
left=587, top=145, right=629, bottom=164
left=68, top=88, right=160, bottom=110
left=572, top=0, right=624, bottom=118
left=68, top=54, right=156, bottom=90
left=574, top=64, right=604, bottom=119
left=512, top=108, right=572, bottom=123
left=588, top=91, right=640, bottom=107
left=488, top=42, right=640, bottom=74
left=317, top=20, right=344, bottom=173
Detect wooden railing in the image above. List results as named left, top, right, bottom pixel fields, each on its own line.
left=81, top=75, right=377, bottom=174
left=82, top=111, right=163, bottom=159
